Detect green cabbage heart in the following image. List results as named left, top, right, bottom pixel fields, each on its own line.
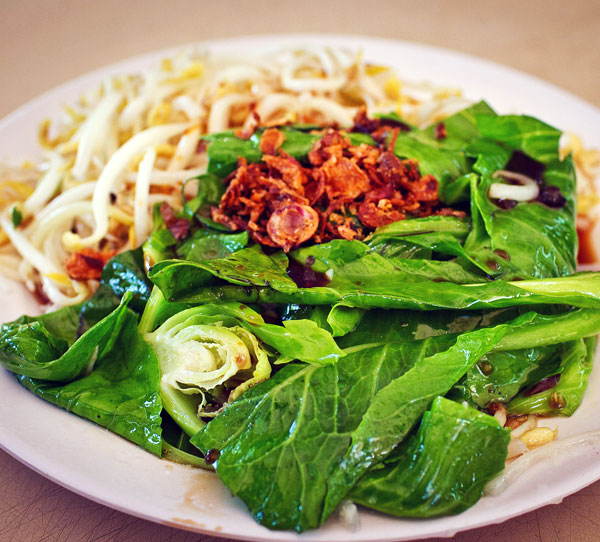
left=145, top=311, right=271, bottom=432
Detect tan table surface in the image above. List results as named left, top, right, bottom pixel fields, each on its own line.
left=1, top=1, right=600, bottom=541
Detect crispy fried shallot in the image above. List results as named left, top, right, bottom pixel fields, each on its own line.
left=211, top=116, right=462, bottom=251
left=259, top=127, right=286, bottom=155
left=65, top=248, right=117, bottom=280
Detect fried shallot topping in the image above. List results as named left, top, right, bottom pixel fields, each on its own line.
left=65, top=248, right=117, bottom=280
left=211, top=120, right=463, bottom=251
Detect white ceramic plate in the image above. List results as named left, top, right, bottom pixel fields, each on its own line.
left=1, top=34, right=600, bottom=542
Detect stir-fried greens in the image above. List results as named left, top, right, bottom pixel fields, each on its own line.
left=2, top=96, right=600, bottom=534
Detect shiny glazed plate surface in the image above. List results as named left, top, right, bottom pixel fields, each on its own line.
left=1, top=34, right=600, bottom=541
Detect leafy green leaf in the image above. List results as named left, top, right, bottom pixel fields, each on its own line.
left=321, top=317, right=517, bottom=518
left=192, top=316, right=518, bottom=531
left=476, top=114, right=561, bottom=164
left=0, top=294, right=132, bottom=381
left=80, top=247, right=152, bottom=328
left=149, top=245, right=298, bottom=298
left=17, top=307, right=162, bottom=455
left=154, top=303, right=344, bottom=366
left=177, top=229, right=248, bottom=262
left=349, top=397, right=509, bottom=517
left=142, top=203, right=177, bottom=267
left=367, top=215, right=470, bottom=245
left=453, top=345, right=561, bottom=407
left=205, top=127, right=377, bottom=178
left=507, top=337, right=597, bottom=416
left=420, top=101, right=496, bottom=151
left=162, top=247, right=600, bottom=311
left=463, top=163, right=576, bottom=279
left=181, top=173, right=226, bottom=219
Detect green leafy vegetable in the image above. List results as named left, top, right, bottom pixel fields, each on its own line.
left=476, top=114, right=561, bottom=163
left=80, top=247, right=152, bottom=328
left=507, top=337, right=597, bottom=415
left=142, top=203, right=177, bottom=267
left=145, top=304, right=273, bottom=435
left=143, top=300, right=342, bottom=437
left=161, top=413, right=211, bottom=468
left=192, top=307, right=600, bottom=531
left=191, top=313, right=526, bottom=531
left=149, top=245, right=298, bottom=299
left=453, top=345, right=561, bottom=407
left=421, top=101, right=497, bottom=151
left=205, top=126, right=376, bottom=178
left=349, top=397, right=509, bottom=517
left=151, top=244, right=600, bottom=311
left=17, top=303, right=162, bottom=455
left=1, top=100, right=598, bottom=534
left=0, top=294, right=132, bottom=381
left=463, top=115, right=576, bottom=279
left=177, top=229, right=249, bottom=262
left=180, top=173, right=226, bottom=219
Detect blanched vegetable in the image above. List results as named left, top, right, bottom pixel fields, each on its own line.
left=17, top=300, right=163, bottom=455
left=349, top=397, right=510, bottom=517
left=1, top=99, right=598, bottom=535
left=191, top=306, right=600, bottom=531
left=145, top=306, right=272, bottom=431
left=507, top=337, right=597, bottom=416
left=143, top=300, right=343, bottom=436
left=149, top=244, right=600, bottom=311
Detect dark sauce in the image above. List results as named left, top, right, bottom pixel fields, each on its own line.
left=577, top=219, right=598, bottom=264
left=260, top=303, right=282, bottom=325
left=505, top=150, right=546, bottom=182
left=523, top=374, right=560, bottom=397
left=287, top=259, right=330, bottom=288
left=494, top=198, right=518, bottom=210
left=205, top=449, right=221, bottom=464
left=537, top=185, right=567, bottom=208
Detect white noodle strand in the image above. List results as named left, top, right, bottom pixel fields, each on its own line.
left=62, top=123, right=189, bottom=249
left=72, top=93, right=122, bottom=180
left=134, top=147, right=156, bottom=247
left=23, top=156, right=64, bottom=215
